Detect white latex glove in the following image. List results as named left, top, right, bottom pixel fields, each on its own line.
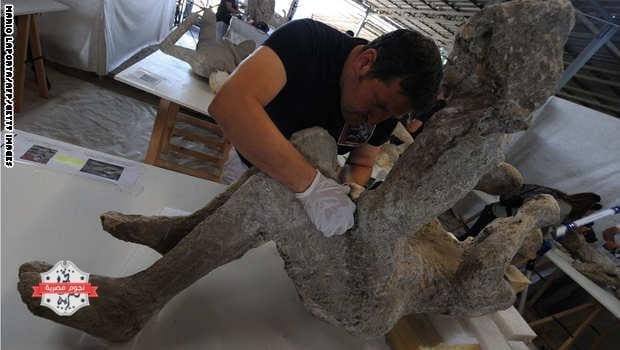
left=295, top=170, right=356, bottom=237
left=209, top=71, right=230, bottom=93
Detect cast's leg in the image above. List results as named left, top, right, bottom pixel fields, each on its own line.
left=18, top=172, right=288, bottom=342
left=100, top=169, right=256, bottom=254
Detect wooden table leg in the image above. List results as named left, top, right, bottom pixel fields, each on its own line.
left=15, top=15, right=31, bottom=113
left=557, top=305, right=602, bottom=350
left=145, top=99, right=177, bottom=164
left=28, top=14, right=49, bottom=99
left=529, top=302, right=595, bottom=327
left=159, top=102, right=180, bottom=154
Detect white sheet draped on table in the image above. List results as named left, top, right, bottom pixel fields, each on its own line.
left=38, top=0, right=176, bottom=75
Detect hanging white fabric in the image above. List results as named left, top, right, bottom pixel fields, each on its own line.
left=38, top=0, right=176, bottom=75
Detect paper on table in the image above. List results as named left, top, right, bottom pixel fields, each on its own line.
left=131, top=68, right=165, bottom=88
left=13, top=130, right=145, bottom=193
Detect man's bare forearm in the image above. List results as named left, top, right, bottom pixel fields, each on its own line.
left=209, top=94, right=316, bottom=193
left=343, top=144, right=380, bottom=186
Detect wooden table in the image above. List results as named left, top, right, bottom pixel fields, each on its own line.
left=13, top=0, right=69, bottom=112
left=114, top=50, right=230, bottom=181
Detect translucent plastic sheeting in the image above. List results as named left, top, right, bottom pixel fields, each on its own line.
left=16, top=68, right=156, bottom=162
left=38, top=0, right=176, bottom=75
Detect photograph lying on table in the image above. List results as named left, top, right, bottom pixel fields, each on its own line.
left=20, top=145, right=58, bottom=164
left=80, top=159, right=125, bottom=181
left=13, top=130, right=144, bottom=192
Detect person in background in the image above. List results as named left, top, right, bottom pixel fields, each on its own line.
left=215, top=0, right=241, bottom=42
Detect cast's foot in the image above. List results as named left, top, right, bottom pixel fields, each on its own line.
left=100, top=212, right=187, bottom=255
left=18, top=261, right=155, bottom=342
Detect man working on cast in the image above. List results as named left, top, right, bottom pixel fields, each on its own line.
left=208, top=19, right=442, bottom=238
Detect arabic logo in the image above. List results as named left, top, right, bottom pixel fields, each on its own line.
left=31, top=260, right=98, bottom=316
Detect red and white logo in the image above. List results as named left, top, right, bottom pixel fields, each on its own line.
left=31, top=260, right=98, bottom=316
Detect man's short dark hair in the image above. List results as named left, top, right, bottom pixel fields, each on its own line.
left=364, top=29, right=442, bottom=114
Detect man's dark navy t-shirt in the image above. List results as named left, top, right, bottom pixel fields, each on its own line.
left=238, top=19, right=398, bottom=166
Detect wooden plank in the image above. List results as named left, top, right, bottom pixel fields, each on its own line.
left=166, top=143, right=225, bottom=165
left=504, top=265, right=530, bottom=294
left=172, top=129, right=227, bottom=151
left=176, top=113, right=224, bottom=136
left=159, top=102, right=180, bottom=154
left=145, top=99, right=176, bottom=164
left=528, top=302, right=595, bottom=327
left=28, top=14, right=48, bottom=98
left=153, top=158, right=221, bottom=182
left=490, top=306, right=537, bottom=342
left=144, top=99, right=229, bottom=182
left=557, top=305, right=603, bottom=350
left=404, top=314, right=444, bottom=348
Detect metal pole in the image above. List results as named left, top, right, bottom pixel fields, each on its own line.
left=556, top=25, right=618, bottom=91
left=286, top=0, right=299, bottom=21
left=355, top=6, right=371, bottom=37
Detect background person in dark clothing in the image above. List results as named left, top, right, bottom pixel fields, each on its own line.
left=462, top=184, right=602, bottom=239
left=215, top=0, right=241, bottom=42
left=209, top=19, right=442, bottom=237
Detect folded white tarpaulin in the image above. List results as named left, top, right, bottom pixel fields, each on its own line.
left=38, top=0, right=176, bottom=75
